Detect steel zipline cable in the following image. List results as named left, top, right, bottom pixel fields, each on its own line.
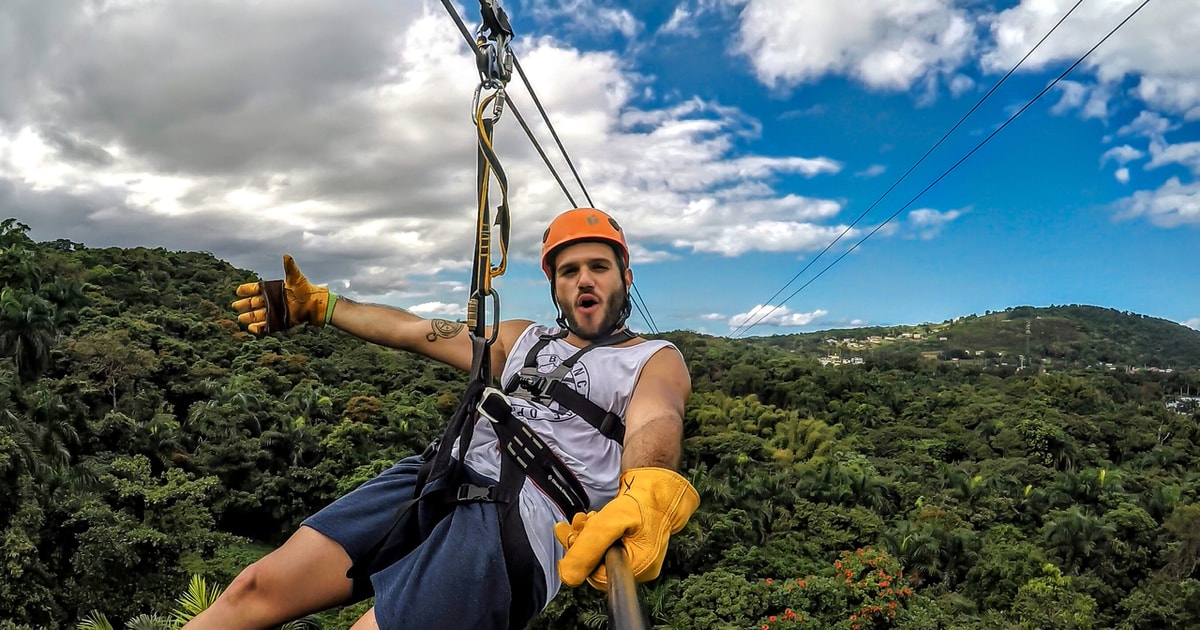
left=734, top=0, right=1151, bottom=339
left=506, top=71, right=661, bottom=335
left=438, top=0, right=660, bottom=335
left=730, top=0, right=1091, bottom=338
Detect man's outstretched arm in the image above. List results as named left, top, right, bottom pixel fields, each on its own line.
left=232, top=254, right=530, bottom=373
left=328, top=296, right=530, bottom=373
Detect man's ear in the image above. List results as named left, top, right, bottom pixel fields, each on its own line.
left=624, top=267, right=633, bottom=289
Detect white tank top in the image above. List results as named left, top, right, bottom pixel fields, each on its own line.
left=460, top=323, right=680, bottom=605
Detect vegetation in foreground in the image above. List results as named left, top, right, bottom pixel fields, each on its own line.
left=2, top=218, right=1199, bottom=629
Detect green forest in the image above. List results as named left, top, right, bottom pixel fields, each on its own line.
left=2, top=216, right=1199, bottom=630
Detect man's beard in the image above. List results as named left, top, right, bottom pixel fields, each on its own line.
left=559, top=290, right=627, bottom=341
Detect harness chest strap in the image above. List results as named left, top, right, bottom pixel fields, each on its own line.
left=503, top=328, right=635, bottom=443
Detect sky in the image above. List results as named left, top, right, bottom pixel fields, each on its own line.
left=1, top=0, right=1197, bottom=337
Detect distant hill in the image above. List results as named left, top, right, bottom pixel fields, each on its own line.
left=746, top=305, right=1200, bottom=371
left=15, top=225, right=1200, bottom=372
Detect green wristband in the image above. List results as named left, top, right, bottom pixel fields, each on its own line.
left=324, top=292, right=339, bottom=325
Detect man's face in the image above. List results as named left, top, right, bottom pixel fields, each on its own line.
left=552, top=241, right=631, bottom=341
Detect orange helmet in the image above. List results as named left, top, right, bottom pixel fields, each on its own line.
left=540, top=208, right=629, bottom=279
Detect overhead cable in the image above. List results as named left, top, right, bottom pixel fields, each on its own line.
left=512, top=56, right=596, bottom=208
left=731, top=0, right=1090, bottom=337
left=507, top=99, right=579, bottom=208
left=508, top=57, right=661, bottom=334
left=735, top=0, right=1150, bottom=338
left=439, top=1, right=661, bottom=333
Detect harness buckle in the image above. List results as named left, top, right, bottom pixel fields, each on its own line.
left=514, top=369, right=550, bottom=402
left=478, top=386, right=514, bottom=423
left=457, top=484, right=495, bottom=502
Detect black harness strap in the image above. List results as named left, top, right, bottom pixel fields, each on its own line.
left=478, top=388, right=590, bottom=518
left=503, top=328, right=635, bottom=443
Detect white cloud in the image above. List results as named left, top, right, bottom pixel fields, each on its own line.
left=408, top=301, right=467, bottom=317
left=907, top=207, right=964, bottom=239
left=1114, top=167, right=1130, bottom=184
left=1185, top=318, right=1200, bottom=331
left=1048, top=80, right=1114, bottom=119
left=660, top=6, right=694, bottom=36
left=525, top=0, right=641, bottom=39
left=1052, top=80, right=1088, bottom=115
left=729, top=304, right=829, bottom=329
left=1118, top=111, right=1176, bottom=140
left=729, top=0, right=975, bottom=91
left=697, top=313, right=726, bottom=321
left=948, top=74, right=975, bottom=97
left=984, top=0, right=1200, bottom=118
left=1115, top=177, right=1200, bottom=228
left=1100, top=145, right=1144, bottom=166
left=1147, top=140, right=1200, bottom=175
left=855, top=164, right=888, bottom=178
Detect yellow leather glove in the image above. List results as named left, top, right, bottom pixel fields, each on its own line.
left=231, top=254, right=336, bottom=334
left=554, top=467, right=699, bottom=590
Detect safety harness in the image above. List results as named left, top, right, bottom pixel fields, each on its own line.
left=352, top=326, right=637, bottom=573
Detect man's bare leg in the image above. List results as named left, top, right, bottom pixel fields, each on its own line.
left=348, top=606, right=379, bottom=630
left=183, top=526, right=355, bottom=630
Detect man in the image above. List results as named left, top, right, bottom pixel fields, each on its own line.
left=185, top=208, right=699, bottom=630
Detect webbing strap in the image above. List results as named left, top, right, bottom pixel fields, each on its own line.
left=479, top=388, right=590, bottom=517
left=544, top=379, right=626, bottom=443
left=503, top=328, right=635, bottom=443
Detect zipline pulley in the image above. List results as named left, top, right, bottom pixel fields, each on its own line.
left=475, top=0, right=514, bottom=89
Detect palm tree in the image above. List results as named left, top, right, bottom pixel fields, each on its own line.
left=947, top=469, right=989, bottom=509
left=125, top=615, right=174, bottom=630
left=0, top=287, right=59, bottom=382
left=937, top=528, right=980, bottom=588
left=77, top=611, right=116, bottom=630
left=1141, top=483, right=1182, bottom=522
left=0, top=403, right=40, bottom=480
left=169, top=574, right=222, bottom=627
left=283, top=387, right=334, bottom=424
left=42, top=276, right=90, bottom=329
left=846, top=469, right=891, bottom=512
left=881, top=520, right=941, bottom=585
left=262, top=414, right=315, bottom=467
left=26, top=387, right=77, bottom=468
left=1043, top=508, right=1115, bottom=574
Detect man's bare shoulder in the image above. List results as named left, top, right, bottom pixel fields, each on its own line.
left=496, top=319, right=538, bottom=352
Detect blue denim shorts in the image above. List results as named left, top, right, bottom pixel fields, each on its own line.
left=302, top=455, right=544, bottom=629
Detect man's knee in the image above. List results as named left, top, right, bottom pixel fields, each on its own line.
left=221, top=560, right=274, bottom=607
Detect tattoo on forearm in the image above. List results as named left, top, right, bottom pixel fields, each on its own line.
left=427, top=319, right=465, bottom=342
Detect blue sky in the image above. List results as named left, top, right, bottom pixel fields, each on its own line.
left=1, top=0, right=1196, bottom=337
